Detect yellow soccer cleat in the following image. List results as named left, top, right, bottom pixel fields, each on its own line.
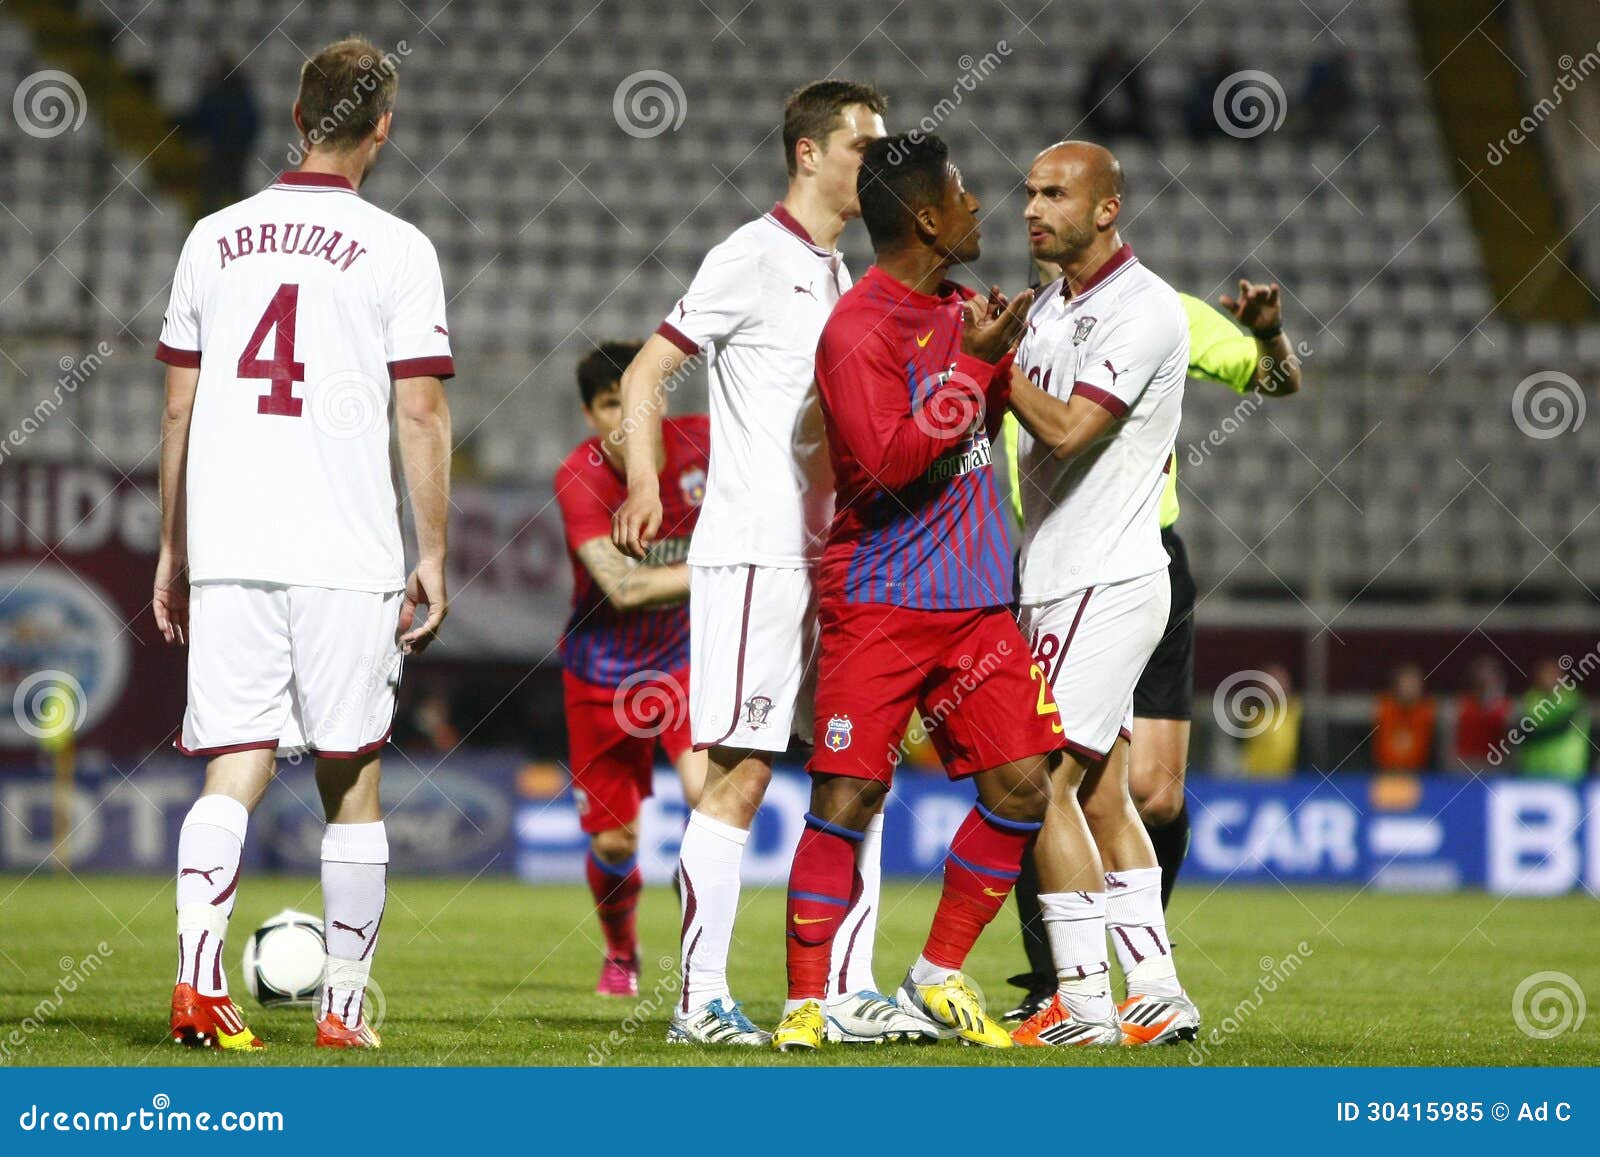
left=894, top=971, right=1012, bottom=1048
left=771, top=1001, right=826, bottom=1053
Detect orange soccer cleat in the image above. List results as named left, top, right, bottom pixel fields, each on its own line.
left=170, top=983, right=264, bottom=1050
left=316, top=1012, right=382, bottom=1049
left=1010, top=992, right=1121, bottom=1047
left=1117, top=991, right=1201, bottom=1046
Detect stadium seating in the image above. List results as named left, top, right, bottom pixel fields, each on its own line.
left=0, top=0, right=1593, bottom=599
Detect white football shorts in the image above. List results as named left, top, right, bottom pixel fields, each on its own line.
left=178, top=581, right=403, bottom=759
left=688, top=563, right=814, bottom=753
left=1020, top=569, right=1170, bottom=764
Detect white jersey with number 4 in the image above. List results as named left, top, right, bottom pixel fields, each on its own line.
left=157, top=170, right=454, bottom=593
left=655, top=204, right=848, bottom=568
left=1014, top=244, right=1188, bottom=602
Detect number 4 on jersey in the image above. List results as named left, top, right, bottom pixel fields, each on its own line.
left=239, top=283, right=305, bottom=416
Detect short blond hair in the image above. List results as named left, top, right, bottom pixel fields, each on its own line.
left=296, top=37, right=398, bottom=151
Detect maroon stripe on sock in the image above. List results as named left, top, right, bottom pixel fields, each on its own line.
left=342, top=991, right=355, bottom=1024
left=1147, top=926, right=1168, bottom=956
left=836, top=904, right=870, bottom=994
left=359, top=867, right=388, bottom=962
left=212, top=941, right=223, bottom=992
left=681, top=928, right=703, bottom=1013
left=192, top=931, right=207, bottom=987
left=211, top=864, right=240, bottom=907
left=1114, top=925, right=1145, bottom=965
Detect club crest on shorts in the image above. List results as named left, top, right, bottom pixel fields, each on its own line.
left=824, top=714, right=853, bottom=752
left=1072, top=315, right=1098, bottom=345
left=742, top=694, right=772, bottom=729
left=678, top=466, right=706, bottom=506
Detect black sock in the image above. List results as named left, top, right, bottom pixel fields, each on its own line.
left=1147, top=800, right=1191, bottom=909
left=1013, top=842, right=1054, bottom=983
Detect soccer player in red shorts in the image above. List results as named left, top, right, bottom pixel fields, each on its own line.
left=554, top=341, right=709, bottom=997
left=770, top=133, right=1055, bottom=1052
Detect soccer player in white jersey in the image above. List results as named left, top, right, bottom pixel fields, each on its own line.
left=612, top=81, right=930, bottom=1046
left=1006, top=141, right=1201, bottom=1048
left=152, top=39, right=452, bottom=1051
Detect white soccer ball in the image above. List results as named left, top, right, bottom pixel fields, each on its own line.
left=241, top=909, right=326, bottom=1007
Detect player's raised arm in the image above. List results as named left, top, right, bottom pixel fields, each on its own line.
left=154, top=362, right=199, bottom=644
left=612, top=334, right=690, bottom=557
left=395, top=373, right=452, bottom=653
left=1220, top=278, right=1301, bottom=396
left=1006, top=364, right=1120, bottom=461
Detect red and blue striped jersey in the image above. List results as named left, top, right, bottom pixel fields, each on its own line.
left=555, top=415, right=709, bottom=686
left=815, top=266, right=1015, bottom=611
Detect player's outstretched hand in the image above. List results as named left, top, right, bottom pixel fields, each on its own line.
left=612, top=485, right=663, bottom=560
left=962, top=284, right=1034, bottom=363
left=400, top=558, right=449, bottom=654
left=152, top=549, right=189, bottom=644
left=1220, top=279, right=1282, bottom=334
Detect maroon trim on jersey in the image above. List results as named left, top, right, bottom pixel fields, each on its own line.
left=1070, top=381, right=1130, bottom=419
left=313, top=726, right=392, bottom=760
left=174, top=737, right=279, bottom=757
left=1065, top=243, right=1136, bottom=302
left=655, top=321, right=700, bottom=357
left=155, top=342, right=201, bottom=367
left=275, top=170, right=356, bottom=191
left=693, top=566, right=757, bottom=752
left=1162, top=452, right=1173, bottom=474
left=388, top=355, right=455, bottom=380
left=765, top=202, right=830, bottom=256
left=1062, top=736, right=1109, bottom=764
left=1119, top=725, right=1134, bottom=742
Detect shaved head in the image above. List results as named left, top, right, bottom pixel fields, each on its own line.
left=1034, top=140, right=1124, bottom=201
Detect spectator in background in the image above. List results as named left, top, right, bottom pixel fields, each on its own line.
left=185, top=54, right=260, bottom=214
left=1300, top=49, right=1356, bottom=140
left=1452, top=656, right=1511, bottom=772
left=1183, top=50, right=1240, bottom=140
left=1515, top=657, right=1592, bottom=780
left=1079, top=42, right=1154, bottom=140
left=1373, top=663, right=1435, bottom=771
left=1240, top=664, right=1303, bottom=778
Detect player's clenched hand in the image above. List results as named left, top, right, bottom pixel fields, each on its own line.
left=612, top=485, right=663, bottom=560
left=1220, top=279, right=1282, bottom=334
left=152, top=548, right=189, bottom=644
left=400, top=559, right=449, bottom=654
left=962, top=284, right=1034, bottom=362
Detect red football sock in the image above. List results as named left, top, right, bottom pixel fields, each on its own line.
left=586, top=850, right=643, bottom=959
left=923, top=802, right=1041, bottom=970
left=785, top=813, right=864, bottom=1001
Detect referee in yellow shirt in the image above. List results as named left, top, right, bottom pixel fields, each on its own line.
left=1001, top=276, right=1304, bottom=1021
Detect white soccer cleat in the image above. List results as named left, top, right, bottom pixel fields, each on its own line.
left=1118, top=991, right=1201, bottom=1046
left=824, top=990, right=941, bottom=1044
left=665, top=997, right=771, bottom=1046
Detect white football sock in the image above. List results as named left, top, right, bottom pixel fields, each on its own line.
left=1107, top=866, right=1181, bottom=997
left=828, top=811, right=883, bottom=998
left=175, top=794, right=248, bottom=997
left=321, top=821, right=388, bottom=1027
left=908, top=954, right=954, bottom=987
left=1041, top=890, right=1115, bottom=1023
left=677, top=810, right=747, bottom=1013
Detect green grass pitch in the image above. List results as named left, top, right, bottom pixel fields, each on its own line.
left=1, top=874, right=1595, bottom=1066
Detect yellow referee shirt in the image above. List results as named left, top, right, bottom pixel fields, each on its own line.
left=1003, top=292, right=1259, bottom=529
